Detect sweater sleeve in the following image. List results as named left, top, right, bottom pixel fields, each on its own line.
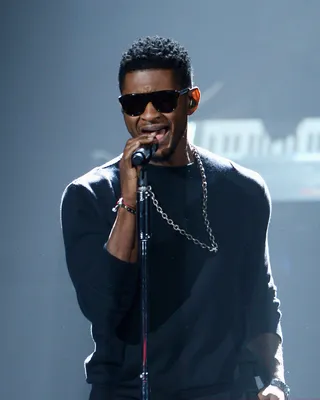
left=60, top=181, right=139, bottom=397
left=244, top=181, right=283, bottom=344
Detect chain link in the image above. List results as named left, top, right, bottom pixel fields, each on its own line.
left=148, top=146, right=218, bottom=253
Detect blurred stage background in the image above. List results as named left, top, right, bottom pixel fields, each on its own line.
left=1, top=1, right=319, bottom=399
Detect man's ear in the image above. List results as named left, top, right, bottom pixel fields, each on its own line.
left=187, top=87, right=201, bottom=115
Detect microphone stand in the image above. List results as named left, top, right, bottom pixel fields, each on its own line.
left=137, top=165, right=151, bottom=400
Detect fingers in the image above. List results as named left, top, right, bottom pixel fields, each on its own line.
left=122, top=133, right=157, bottom=162
left=258, top=386, right=285, bottom=400
left=119, top=134, right=158, bottom=202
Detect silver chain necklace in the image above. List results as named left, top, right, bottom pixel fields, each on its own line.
left=148, top=146, right=219, bottom=253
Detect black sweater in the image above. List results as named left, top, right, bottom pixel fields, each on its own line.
left=60, top=146, right=282, bottom=400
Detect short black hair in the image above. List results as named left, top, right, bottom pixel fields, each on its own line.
left=118, top=36, right=193, bottom=92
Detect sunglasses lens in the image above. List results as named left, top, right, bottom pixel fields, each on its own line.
left=119, top=90, right=180, bottom=116
left=153, top=91, right=179, bottom=113
left=119, top=95, right=147, bottom=116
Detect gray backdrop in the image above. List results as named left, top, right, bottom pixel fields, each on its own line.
left=1, top=1, right=319, bottom=399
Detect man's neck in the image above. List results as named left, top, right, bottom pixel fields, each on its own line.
left=150, top=142, right=195, bottom=167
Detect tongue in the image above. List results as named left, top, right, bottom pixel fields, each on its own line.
left=155, top=128, right=166, bottom=140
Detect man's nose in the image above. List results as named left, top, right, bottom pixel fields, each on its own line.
left=140, top=101, right=161, bottom=120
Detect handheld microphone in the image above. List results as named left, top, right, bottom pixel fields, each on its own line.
left=131, top=143, right=159, bottom=166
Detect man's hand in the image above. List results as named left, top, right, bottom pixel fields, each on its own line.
left=258, top=385, right=285, bottom=400
left=120, top=133, right=157, bottom=205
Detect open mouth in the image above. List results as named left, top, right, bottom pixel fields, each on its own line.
left=140, top=126, right=170, bottom=143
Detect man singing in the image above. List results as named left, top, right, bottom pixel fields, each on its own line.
left=61, top=36, right=289, bottom=400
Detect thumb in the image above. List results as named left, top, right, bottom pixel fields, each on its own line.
left=258, top=388, right=270, bottom=400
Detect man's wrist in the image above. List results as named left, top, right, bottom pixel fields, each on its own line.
left=112, top=197, right=136, bottom=215
left=269, top=378, right=290, bottom=399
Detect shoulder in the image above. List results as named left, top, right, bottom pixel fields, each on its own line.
left=196, top=145, right=232, bottom=175
left=196, top=145, right=271, bottom=210
left=60, top=155, right=122, bottom=210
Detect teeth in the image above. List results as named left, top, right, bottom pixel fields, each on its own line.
left=142, top=127, right=168, bottom=134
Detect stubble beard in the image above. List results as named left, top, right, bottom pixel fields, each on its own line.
left=150, top=146, right=176, bottom=163
left=151, top=126, right=188, bottom=164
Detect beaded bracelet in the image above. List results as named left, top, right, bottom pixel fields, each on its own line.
left=112, top=197, right=136, bottom=215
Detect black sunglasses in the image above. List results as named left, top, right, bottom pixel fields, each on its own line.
left=118, top=88, right=190, bottom=116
